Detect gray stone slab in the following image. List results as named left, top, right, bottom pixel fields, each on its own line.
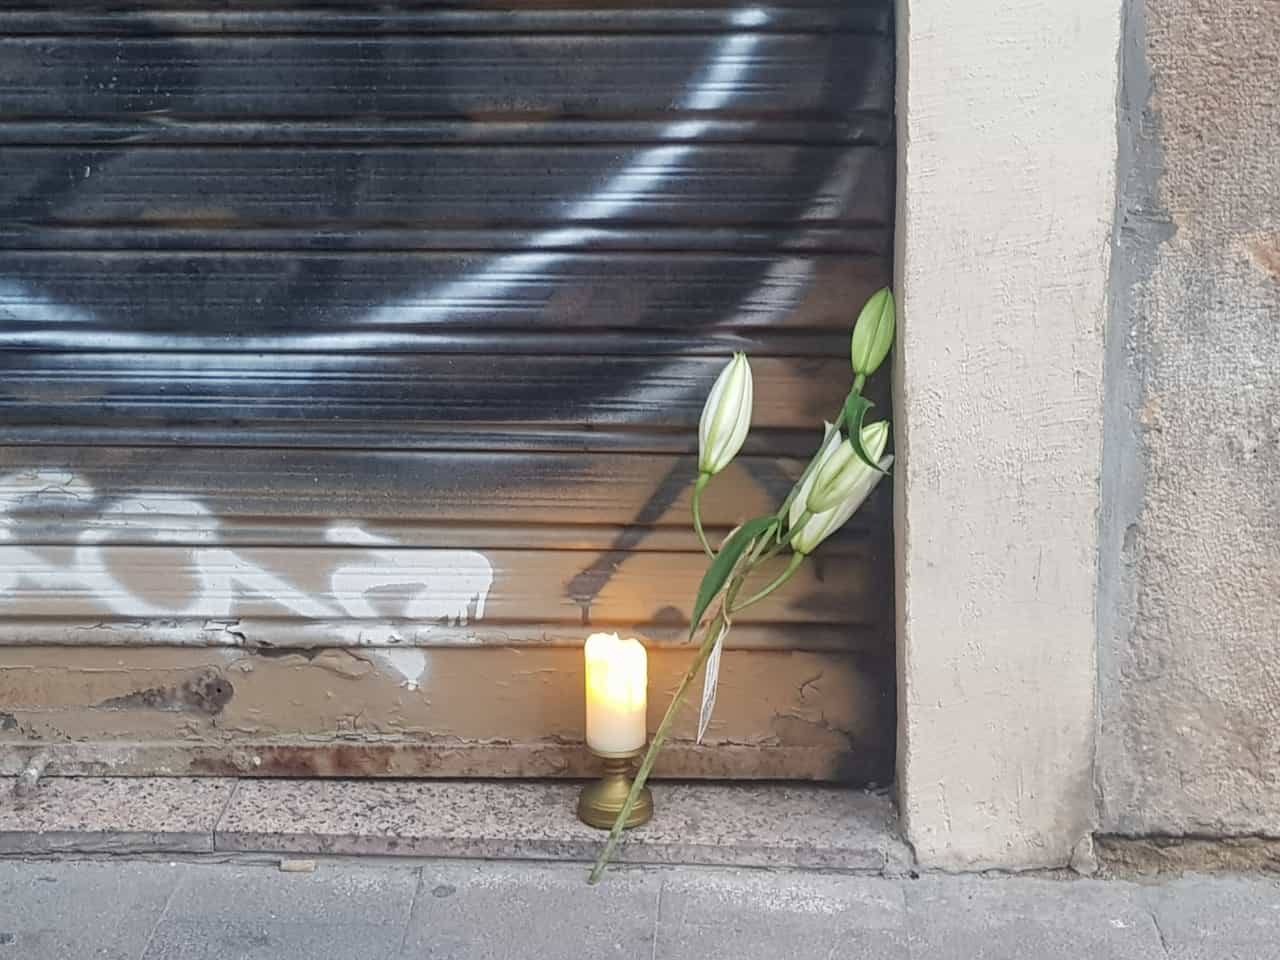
left=904, top=875, right=1167, bottom=960
left=0, top=860, right=184, bottom=960
left=164, top=861, right=418, bottom=926
left=139, top=862, right=419, bottom=960
left=656, top=920, right=909, bottom=960
left=216, top=778, right=907, bottom=871
left=1144, top=874, right=1280, bottom=959
left=0, top=777, right=236, bottom=854
left=647, top=783, right=908, bottom=871
left=3, top=856, right=1277, bottom=960
left=655, top=867, right=908, bottom=960
left=142, top=919, right=404, bottom=960
left=401, top=860, right=660, bottom=960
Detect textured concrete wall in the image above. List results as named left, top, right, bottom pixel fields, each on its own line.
left=894, top=0, right=1120, bottom=868
left=1099, top=0, right=1280, bottom=835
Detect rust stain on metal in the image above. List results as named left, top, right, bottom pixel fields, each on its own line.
left=15, top=739, right=873, bottom=782
left=192, top=743, right=458, bottom=778
left=0, top=645, right=894, bottom=782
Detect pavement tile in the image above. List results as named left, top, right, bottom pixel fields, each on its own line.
left=165, top=861, right=418, bottom=926
left=6, top=853, right=1275, bottom=960
left=140, top=862, right=419, bottom=960
left=655, top=920, right=909, bottom=960
left=216, top=778, right=906, bottom=871
left=400, top=860, right=660, bottom=960
left=1143, top=874, right=1280, bottom=959
left=904, top=875, right=1167, bottom=960
left=657, top=866, right=905, bottom=927
left=655, top=868, right=908, bottom=960
left=142, top=920, right=403, bottom=960
left=0, top=859, right=184, bottom=960
left=0, top=777, right=235, bottom=854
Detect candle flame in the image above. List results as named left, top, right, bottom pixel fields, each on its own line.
left=585, top=632, right=647, bottom=711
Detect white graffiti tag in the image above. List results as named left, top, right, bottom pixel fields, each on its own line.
left=0, top=471, right=494, bottom=688
left=324, top=524, right=494, bottom=689
left=69, top=496, right=334, bottom=619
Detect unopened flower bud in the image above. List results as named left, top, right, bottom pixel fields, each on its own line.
left=697, top=352, right=753, bottom=476
left=787, top=422, right=843, bottom=532
left=850, top=288, right=895, bottom=377
left=805, top=421, right=889, bottom=514
left=791, top=454, right=894, bottom=555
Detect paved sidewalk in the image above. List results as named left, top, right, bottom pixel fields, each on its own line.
left=1, top=857, right=1278, bottom=959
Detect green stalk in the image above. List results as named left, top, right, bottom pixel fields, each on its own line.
left=691, top=473, right=714, bottom=559
left=588, top=608, right=728, bottom=884
left=754, top=539, right=785, bottom=565
left=730, top=552, right=804, bottom=614
left=774, top=449, right=826, bottom=535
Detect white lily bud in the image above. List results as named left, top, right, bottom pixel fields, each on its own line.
left=791, top=454, right=894, bottom=555
left=850, top=288, right=895, bottom=377
left=805, top=420, right=890, bottom=514
left=697, top=352, right=753, bottom=475
left=788, top=422, right=844, bottom=533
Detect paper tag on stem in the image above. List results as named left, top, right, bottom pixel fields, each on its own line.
left=697, top=623, right=728, bottom=744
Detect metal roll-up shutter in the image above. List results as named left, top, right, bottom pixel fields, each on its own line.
left=0, top=2, right=896, bottom=783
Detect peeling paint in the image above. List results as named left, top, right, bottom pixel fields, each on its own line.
left=94, top=671, right=233, bottom=715
left=0, top=645, right=893, bottom=781
left=372, top=649, right=429, bottom=691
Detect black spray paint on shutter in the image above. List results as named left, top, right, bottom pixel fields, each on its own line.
left=0, top=2, right=896, bottom=783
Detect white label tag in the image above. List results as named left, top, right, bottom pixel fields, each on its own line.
left=697, top=624, right=728, bottom=744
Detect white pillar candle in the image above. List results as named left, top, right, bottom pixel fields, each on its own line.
left=584, top=632, right=648, bottom=756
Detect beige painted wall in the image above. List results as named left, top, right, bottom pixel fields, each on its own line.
left=894, top=0, right=1121, bottom=868
left=1098, top=0, right=1280, bottom=835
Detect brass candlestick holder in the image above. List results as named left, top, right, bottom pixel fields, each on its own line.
left=577, top=747, right=653, bottom=830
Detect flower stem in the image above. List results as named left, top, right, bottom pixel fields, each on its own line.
left=730, top=552, right=804, bottom=614
left=588, top=609, right=727, bottom=884
left=691, top=473, right=714, bottom=559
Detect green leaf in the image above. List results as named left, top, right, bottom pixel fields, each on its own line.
left=689, top=515, right=778, bottom=638
left=842, top=393, right=884, bottom=473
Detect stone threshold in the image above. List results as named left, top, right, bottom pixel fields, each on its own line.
left=0, top=776, right=911, bottom=873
